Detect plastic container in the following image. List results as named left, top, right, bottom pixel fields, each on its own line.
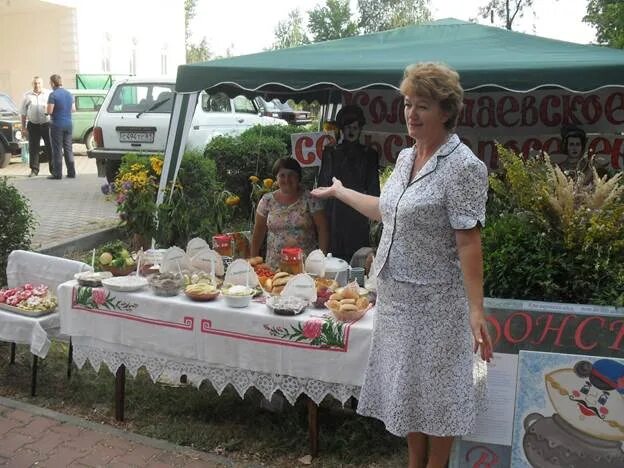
left=279, top=247, right=304, bottom=275
left=212, top=234, right=234, bottom=257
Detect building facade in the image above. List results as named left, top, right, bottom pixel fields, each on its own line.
left=0, top=0, right=185, bottom=104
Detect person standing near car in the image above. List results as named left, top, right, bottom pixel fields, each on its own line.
left=20, top=76, right=52, bottom=177
left=47, top=74, right=75, bottom=179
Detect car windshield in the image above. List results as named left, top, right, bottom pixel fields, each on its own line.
left=0, top=94, right=18, bottom=114
left=258, top=98, right=280, bottom=112
left=107, top=83, right=175, bottom=113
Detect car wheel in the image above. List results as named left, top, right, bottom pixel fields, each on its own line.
left=105, top=159, right=121, bottom=184
left=84, top=129, right=96, bottom=151
left=0, top=142, right=10, bottom=168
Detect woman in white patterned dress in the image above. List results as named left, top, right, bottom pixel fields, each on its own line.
left=311, top=63, right=493, bottom=468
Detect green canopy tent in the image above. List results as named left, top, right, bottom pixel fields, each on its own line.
left=158, top=18, right=624, bottom=198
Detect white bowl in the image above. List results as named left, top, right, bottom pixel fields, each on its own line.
left=222, top=293, right=253, bottom=308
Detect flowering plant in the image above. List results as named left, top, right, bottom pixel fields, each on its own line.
left=113, top=154, right=163, bottom=242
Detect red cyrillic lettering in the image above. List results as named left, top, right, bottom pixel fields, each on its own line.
left=503, top=311, right=533, bottom=344
left=582, top=95, right=602, bottom=124
left=574, top=316, right=606, bottom=351
left=383, top=134, right=404, bottom=164
left=521, top=95, right=538, bottom=127
left=605, top=92, right=624, bottom=125
left=459, top=97, right=475, bottom=128
left=315, top=135, right=335, bottom=162
left=370, top=96, right=387, bottom=125
left=294, top=136, right=316, bottom=165
left=540, top=95, right=561, bottom=127
left=609, top=319, right=624, bottom=351
left=477, top=96, right=498, bottom=128
left=530, top=314, right=576, bottom=346
left=497, top=95, right=520, bottom=127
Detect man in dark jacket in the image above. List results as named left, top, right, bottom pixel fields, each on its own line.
left=318, top=105, right=380, bottom=262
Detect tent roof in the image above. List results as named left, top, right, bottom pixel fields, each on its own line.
left=175, top=18, right=624, bottom=101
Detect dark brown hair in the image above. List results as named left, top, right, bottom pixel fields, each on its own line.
left=272, top=157, right=302, bottom=181
left=49, top=74, right=63, bottom=88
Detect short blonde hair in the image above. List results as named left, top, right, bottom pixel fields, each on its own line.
left=400, top=63, right=464, bottom=131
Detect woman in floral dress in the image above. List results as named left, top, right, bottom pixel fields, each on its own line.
left=312, top=63, right=493, bottom=468
left=251, top=157, right=329, bottom=269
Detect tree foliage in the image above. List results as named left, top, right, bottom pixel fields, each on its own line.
left=308, top=0, right=359, bottom=42
left=272, top=9, right=310, bottom=49
left=584, top=0, right=624, bottom=48
left=184, top=0, right=212, bottom=63
left=357, top=0, right=432, bottom=34
left=478, top=0, right=534, bottom=30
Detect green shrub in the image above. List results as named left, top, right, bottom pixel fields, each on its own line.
left=204, top=127, right=288, bottom=219
left=156, top=150, right=237, bottom=248
left=0, top=178, right=37, bottom=286
left=484, top=146, right=624, bottom=306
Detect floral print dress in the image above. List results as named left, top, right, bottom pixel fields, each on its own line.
left=256, top=190, right=324, bottom=269
left=357, top=134, right=489, bottom=438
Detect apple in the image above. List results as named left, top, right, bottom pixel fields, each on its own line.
left=99, top=252, right=113, bottom=265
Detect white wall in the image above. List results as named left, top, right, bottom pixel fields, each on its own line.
left=0, top=1, right=78, bottom=105
left=75, top=0, right=185, bottom=77
left=0, top=0, right=185, bottom=105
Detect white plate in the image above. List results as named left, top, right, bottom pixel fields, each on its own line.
left=101, top=276, right=149, bottom=292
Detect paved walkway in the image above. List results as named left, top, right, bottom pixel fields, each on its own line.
left=0, top=397, right=253, bottom=467
left=0, top=147, right=119, bottom=251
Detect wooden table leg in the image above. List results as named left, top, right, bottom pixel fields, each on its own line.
left=307, top=397, right=319, bottom=458
left=31, top=355, right=38, bottom=396
left=9, top=343, right=16, bottom=364
left=114, top=364, right=126, bottom=421
left=67, top=338, right=73, bottom=380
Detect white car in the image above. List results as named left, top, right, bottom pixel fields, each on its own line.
left=88, top=77, right=286, bottom=182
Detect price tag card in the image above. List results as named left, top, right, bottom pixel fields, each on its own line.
left=281, top=273, right=316, bottom=302
left=186, top=237, right=209, bottom=258
left=305, top=249, right=326, bottom=277
left=161, top=246, right=192, bottom=274
left=224, top=259, right=259, bottom=287
left=191, top=248, right=224, bottom=277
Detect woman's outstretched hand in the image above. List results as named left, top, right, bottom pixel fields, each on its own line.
left=470, top=309, right=493, bottom=363
left=311, top=177, right=344, bottom=199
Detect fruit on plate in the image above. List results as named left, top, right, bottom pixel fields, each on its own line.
left=96, top=240, right=136, bottom=274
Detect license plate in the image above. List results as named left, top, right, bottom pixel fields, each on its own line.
left=119, top=131, right=154, bottom=143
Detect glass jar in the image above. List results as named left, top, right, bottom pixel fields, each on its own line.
left=280, top=247, right=304, bottom=275
left=212, top=234, right=234, bottom=257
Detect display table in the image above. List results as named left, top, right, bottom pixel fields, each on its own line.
left=0, top=309, right=59, bottom=358
left=58, top=280, right=374, bottom=454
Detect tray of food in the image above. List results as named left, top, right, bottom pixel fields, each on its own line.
left=101, top=275, right=149, bottom=292
left=266, top=295, right=308, bottom=316
left=0, top=284, right=58, bottom=317
left=74, top=271, right=113, bottom=287
left=184, top=283, right=220, bottom=302
left=324, top=287, right=370, bottom=322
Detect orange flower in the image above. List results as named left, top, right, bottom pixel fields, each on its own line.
left=249, top=175, right=260, bottom=183
left=263, top=178, right=273, bottom=189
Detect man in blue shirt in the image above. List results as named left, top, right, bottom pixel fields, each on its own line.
left=47, top=74, right=75, bottom=179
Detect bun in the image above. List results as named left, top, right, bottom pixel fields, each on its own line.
left=342, top=288, right=359, bottom=300
left=356, top=296, right=370, bottom=309
left=329, top=293, right=342, bottom=301
left=340, top=298, right=356, bottom=305
left=326, top=299, right=340, bottom=311
left=273, top=272, right=290, bottom=280
left=339, top=303, right=358, bottom=312
left=264, top=278, right=273, bottom=291
left=272, top=285, right=284, bottom=295
left=272, top=276, right=290, bottom=287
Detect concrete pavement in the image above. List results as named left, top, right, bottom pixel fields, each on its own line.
left=0, top=397, right=254, bottom=467
left=0, top=146, right=119, bottom=251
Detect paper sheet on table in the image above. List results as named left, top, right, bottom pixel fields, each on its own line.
left=190, top=248, right=224, bottom=276
left=462, top=353, right=518, bottom=446
left=224, top=259, right=259, bottom=287
left=186, top=237, right=209, bottom=258
left=160, top=246, right=192, bottom=274
left=281, top=274, right=316, bottom=302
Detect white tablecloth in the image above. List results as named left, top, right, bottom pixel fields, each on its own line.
left=58, top=281, right=374, bottom=404
left=0, top=309, right=59, bottom=357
